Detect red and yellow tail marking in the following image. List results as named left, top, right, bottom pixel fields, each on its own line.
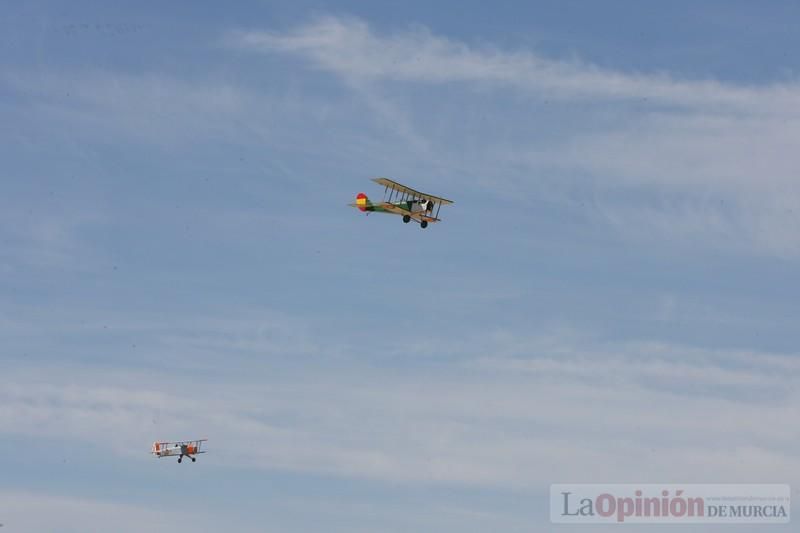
left=356, top=193, right=368, bottom=211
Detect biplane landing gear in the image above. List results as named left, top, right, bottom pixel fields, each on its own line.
left=420, top=220, right=428, bottom=229
left=403, top=215, right=411, bottom=223
left=191, top=457, right=196, bottom=462
left=178, top=455, right=183, bottom=463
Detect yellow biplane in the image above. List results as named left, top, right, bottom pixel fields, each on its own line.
left=350, top=178, right=454, bottom=229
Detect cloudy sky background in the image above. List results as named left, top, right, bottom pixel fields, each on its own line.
left=2, top=1, right=799, bottom=531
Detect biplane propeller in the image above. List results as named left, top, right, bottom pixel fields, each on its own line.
left=151, top=439, right=207, bottom=464
left=350, top=178, right=453, bottom=229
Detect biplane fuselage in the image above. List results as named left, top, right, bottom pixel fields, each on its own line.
left=350, top=178, right=453, bottom=229
left=359, top=198, right=431, bottom=216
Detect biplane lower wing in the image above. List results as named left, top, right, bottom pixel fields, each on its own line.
left=349, top=201, right=441, bottom=222
left=377, top=202, right=439, bottom=219
left=409, top=212, right=441, bottom=223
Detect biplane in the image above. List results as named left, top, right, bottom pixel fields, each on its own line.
left=350, top=178, right=453, bottom=229
left=151, top=439, right=207, bottom=463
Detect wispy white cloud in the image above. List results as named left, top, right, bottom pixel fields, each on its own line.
left=2, top=329, right=797, bottom=489
left=230, top=16, right=800, bottom=113
left=6, top=19, right=800, bottom=257
left=232, top=17, right=800, bottom=258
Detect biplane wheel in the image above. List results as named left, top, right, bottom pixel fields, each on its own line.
left=420, top=221, right=428, bottom=229
left=191, top=457, right=196, bottom=462
left=178, top=457, right=182, bottom=463
left=402, top=215, right=411, bottom=223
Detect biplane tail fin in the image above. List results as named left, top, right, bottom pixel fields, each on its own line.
left=355, top=192, right=369, bottom=212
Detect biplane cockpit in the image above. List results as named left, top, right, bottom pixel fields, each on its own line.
left=350, top=178, right=453, bottom=229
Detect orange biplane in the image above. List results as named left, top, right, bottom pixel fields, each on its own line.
left=152, top=439, right=207, bottom=463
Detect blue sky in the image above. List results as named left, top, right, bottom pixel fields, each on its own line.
left=2, top=1, right=799, bottom=531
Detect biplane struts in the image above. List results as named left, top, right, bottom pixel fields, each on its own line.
left=350, top=178, right=453, bottom=229
left=152, top=439, right=207, bottom=464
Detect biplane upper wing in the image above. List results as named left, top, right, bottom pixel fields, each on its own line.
left=183, top=438, right=207, bottom=453
left=169, top=438, right=207, bottom=445
left=372, top=177, right=454, bottom=205
left=152, top=439, right=208, bottom=454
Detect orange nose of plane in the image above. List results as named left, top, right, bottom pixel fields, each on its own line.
left=356, top=192, right=368, bottom=211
